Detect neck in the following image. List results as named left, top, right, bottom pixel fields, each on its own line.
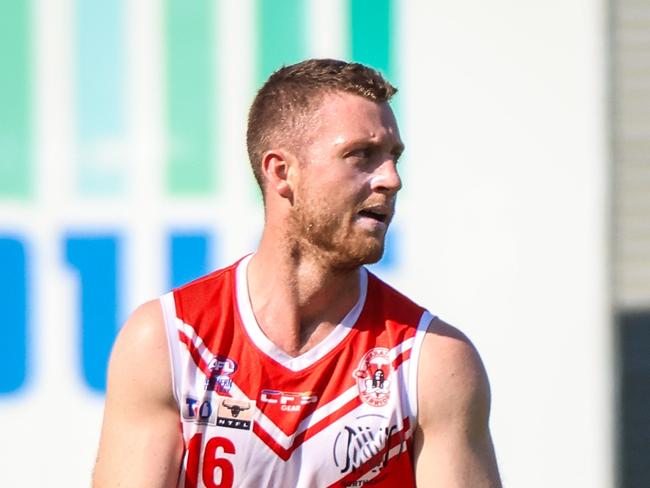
left=247, top=231, right=362, bottom=357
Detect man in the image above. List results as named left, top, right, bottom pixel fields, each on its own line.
left=94, top=59, right=501, bottom=487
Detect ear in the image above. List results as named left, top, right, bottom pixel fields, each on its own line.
left=261, top=149, right=295, bottom=200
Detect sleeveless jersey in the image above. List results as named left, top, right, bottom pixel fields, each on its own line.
left=161, top=255, right=434, bottom=488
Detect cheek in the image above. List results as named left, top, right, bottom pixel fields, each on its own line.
left=299, top=166, right=371, bottom=210
left=325, top=175, right=370, bottom=203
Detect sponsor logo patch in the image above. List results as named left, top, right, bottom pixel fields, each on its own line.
left=182, top=395, right=218, bottom=425
left=182, top=394, right=255, bottom=431
left=332, top=414, right=403, bottom=480
left=259, top=389, right=318, bottom=412
left=353, top=347, right=392, bottom=407
left=217, top=398, right=254, bottom=430
left=205, top=355, right=237, bottom=393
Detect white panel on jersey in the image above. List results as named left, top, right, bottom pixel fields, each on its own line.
left=235, top=255, right=368, bottom=371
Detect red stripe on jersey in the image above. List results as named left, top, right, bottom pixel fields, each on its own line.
left=173, top=260, right=239, bottom=355
left=392, top=347, right=411, bottom=371
left=252, top=395, right=363, bottom=461
left=170, top=258, right=426, bottom=487
left=178, top=330, right=211, bottom=376
left=178, top=324, right=415, bottom=447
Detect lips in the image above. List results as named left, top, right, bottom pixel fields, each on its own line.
left=357, top=204, right=392, bottom=224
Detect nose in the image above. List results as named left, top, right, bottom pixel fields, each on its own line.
left=370, top=159, right=402, bottom=195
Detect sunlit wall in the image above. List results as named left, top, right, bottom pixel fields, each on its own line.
left=0, top=1, right=611, bottom=486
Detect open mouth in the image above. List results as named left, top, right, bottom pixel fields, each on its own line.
left=358, top=209, right=388, bottom=223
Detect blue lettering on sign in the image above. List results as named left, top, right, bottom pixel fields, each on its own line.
left=65, top=234, right=122, bottom=392
left=170, top=231, right=212, bottom=289
left=0, top=237, right=28, bottom=393
left=0, top=229, right=395, bottom=397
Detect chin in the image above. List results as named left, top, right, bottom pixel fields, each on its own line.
left=330, top=240, right=385, bottom=271
left=360, top=244, right=384, bottom=265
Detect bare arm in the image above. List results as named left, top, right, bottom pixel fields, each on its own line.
left=93, top=300, right=184, bottom=487
left=414, top=318, right=501, bottom=487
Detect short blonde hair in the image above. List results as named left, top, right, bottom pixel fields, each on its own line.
left=246, top=59, right=397, bottom=195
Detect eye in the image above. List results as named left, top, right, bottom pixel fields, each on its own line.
left=345, top=147, right=373, bottom=160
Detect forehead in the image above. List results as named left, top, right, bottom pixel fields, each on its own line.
left=307, top=92, right=401, bottom=144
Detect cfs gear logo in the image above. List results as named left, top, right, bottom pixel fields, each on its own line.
left=332, top=414, right=402, bottom=478
left=353, top=348, right=392, bottom=407
left=217, top=397, right=254, bottom=431
left=259, top=389, right=318, bottom=412
left=205, top=355, right=237, bottom=393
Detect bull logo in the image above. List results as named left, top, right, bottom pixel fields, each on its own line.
left=216, top=397, right=254, bottom=431
left=222, top=400, right=251, bottom=418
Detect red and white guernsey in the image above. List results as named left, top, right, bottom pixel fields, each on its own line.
left=161, top=255, right=434, bottom=488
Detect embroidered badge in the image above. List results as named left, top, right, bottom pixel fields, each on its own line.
left=353, top=347, right=392, bottom=407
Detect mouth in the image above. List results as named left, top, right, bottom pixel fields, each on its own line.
left=357, top=206, right=390, bottom=224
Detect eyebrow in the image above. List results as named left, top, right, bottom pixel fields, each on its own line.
left=342, top=137, right=405, bottom=154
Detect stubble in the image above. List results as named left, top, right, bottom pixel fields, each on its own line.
left=286, top=192, right=385, bottom=272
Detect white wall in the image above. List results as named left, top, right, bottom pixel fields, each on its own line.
left=0, top=1, right=611, bottom=486
left=396, top=1, right=612, bottom=486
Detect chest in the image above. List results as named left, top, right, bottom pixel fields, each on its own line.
left=175, top=340, right=415, bottom=487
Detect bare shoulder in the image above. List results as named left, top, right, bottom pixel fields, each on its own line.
left=413, top=317, right=501, bottom=486
left=94, top=299, right=182, bottom=487
left=115, top=299, right=165, bottom=349
left=106, top=299, right=174, bottom=403
left=417, top=317, right=491, bottom=429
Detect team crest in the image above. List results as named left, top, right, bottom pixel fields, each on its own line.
left=353, top=347, right=392, bottom=407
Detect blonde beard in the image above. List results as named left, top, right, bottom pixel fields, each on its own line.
left=286, top=197, right=385, bottom=272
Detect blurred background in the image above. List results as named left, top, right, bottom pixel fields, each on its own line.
left=0, top=0, right=647, bottom=486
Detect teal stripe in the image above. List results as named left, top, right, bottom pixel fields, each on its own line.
left=349, top=0, right=393, bottom=80
left=256, top=0, right=306, bottom=88
left=349, top=0, right=405, bottom=185
left=76, top=0, right=126, bottom=195
left=165, top=0, right=216, bottom=195
left=0, top=1, right=31, bottom=199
